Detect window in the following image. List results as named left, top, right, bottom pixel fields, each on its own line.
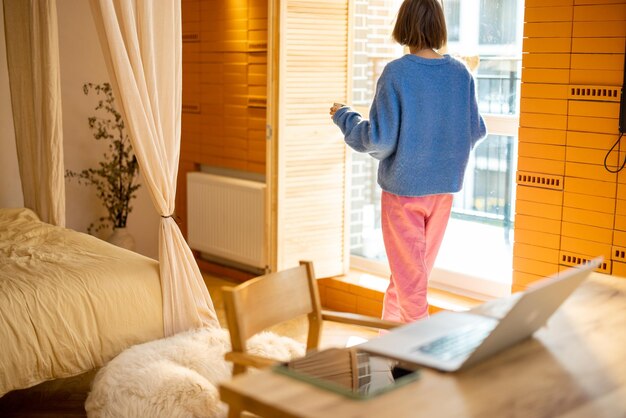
left=349, top=0, right=402, bottom=264
left=349, top=0, right=523, bottom=299
left=444, top=0, right=460, bottom=42
left=479, top=0, right=517, bottom=45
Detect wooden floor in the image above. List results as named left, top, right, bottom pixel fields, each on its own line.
left=0, top=372, right=96, bottom=418
left=0, top=273, right=377, bottom=417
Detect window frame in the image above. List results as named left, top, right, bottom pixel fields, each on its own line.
left=346, top=0, right=524, bottom=300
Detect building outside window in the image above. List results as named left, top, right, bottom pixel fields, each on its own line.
left=349, top=0, right=523, bottom=298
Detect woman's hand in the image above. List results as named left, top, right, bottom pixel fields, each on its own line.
left=330, top=102, right=345, bottom=118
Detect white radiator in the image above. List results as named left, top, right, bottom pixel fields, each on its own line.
left=187, top=172, right=266, bottom=269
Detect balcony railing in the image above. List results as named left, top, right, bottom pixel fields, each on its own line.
left=452, top=134, right=515, bottom=235
left=477, top=70, right=519, bottom=115
left=452, top=69, right=520, bottom=242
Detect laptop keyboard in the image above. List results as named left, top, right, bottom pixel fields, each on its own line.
left=414, top=320, right=497, bottom=362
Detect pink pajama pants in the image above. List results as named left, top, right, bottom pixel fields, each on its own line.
left=381, top=191, right=453, bottom=323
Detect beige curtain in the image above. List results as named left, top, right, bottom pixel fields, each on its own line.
left=3, top=0, right=65, bottom=227
left=90, top=0, right=219, bottom=335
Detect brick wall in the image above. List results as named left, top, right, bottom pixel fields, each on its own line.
left=350, top=0, right=400, bottom=255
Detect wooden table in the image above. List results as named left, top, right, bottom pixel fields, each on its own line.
left=219, top=273, right=626, bottom=417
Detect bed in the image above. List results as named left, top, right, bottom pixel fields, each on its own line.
left=0, top=207, right=164, bottom=397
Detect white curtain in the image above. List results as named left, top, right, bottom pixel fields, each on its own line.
left=90, top=0, right=219, bottom=335
left=3, top=0, right=65, bottom=227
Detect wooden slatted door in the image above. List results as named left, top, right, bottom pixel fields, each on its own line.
left=268, top=0, right=352, bottom=278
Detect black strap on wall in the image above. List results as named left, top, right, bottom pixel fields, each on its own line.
left=603, top=43, right=626, bottom=173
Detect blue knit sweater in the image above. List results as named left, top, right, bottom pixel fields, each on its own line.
left=333, top=54, right=487, bottom=197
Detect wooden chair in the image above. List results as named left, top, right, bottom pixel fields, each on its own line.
left=222, top=260, right=401, bottom=374
left=221, top=261, right=401, bottom=417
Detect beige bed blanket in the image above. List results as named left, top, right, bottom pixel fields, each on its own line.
left=0, top=208, right=164, bottom=396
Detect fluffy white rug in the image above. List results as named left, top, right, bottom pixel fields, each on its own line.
left=85, top=327, right=305, bottom=418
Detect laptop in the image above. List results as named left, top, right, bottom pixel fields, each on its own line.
left=359, top=257, right=603, bottom=372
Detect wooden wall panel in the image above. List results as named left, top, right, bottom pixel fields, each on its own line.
left=273, top=0, right=351, bottom=278
left=178, top=0, right=268, bottom=236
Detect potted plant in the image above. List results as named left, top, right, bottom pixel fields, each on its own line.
left=66, top=82, right=140, bottom=250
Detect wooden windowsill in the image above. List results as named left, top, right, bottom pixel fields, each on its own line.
left=196, top=255, right=484, bottom=317
left=318, top=270, right=483, bottom=318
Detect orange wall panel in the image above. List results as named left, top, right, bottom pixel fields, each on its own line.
left=516, top=200, right=563, bottom=220
left=566, top=146, right=620, bottom=167
left=513, top=256, right=560, bottom=277
left=611, top=261, right=626, bottom=277
left=564, top=176, right=616, bottom=197
left=520, top=83, right=570, bottom=100
left=568, top=101, right=621, bottom=119
left=573, top=3, right=626, bottom=21
left=526, top=0, right=573, bottom=6
left=518, top=156, right=566, bottom=175
left=522, top=38, right=572, bottom=54
left=566, top=131, right=621, bottom=150
left=570, top=69, right=625, bottom=86
left=524, top=22, right=573, bottom=38
left=570, top=54, right=624, bottom=71
left=516, top=0, right=625, bottom=288
left=572, top=20, right=626, bottom=37
left=572, top=37, right=626, bottom=54
left=562, top=206, right=615, bottom=229
left=568, top=115, right=620, bottom=135
left=518, top=142, right=566, bottom=160
left=520, top=98, right=569, bottom=115
left=615, top=215, right=626, bottom=231
left=524, top=6, right=574, bottom=22
left=561, top=221, right=614, bottom=243
left=565, top=161, right=618, bottom=182
left=512, top=270, right=546, bottom=288
left=519, top=127, right=567, bottom=145
left=521, top=69, right=571, bottom=84
left=615, top=199, right=626, bottom=215
left=523, top=53, right=571, bottom=70
left=520, top=113, right=568, bottom=130
left=515, top=228, right=562, bottom=249
left=514, top=242, right=561, bottom=264
left=575, top=0, right=626, bottom=5
left=560, top=235, right=612, bottom=259
left=515, top=214, right=562, bottom=235
left=517, top=185, right=564, bottom=205
left=563, top=191, right=616, bottom=213
left=613, top=230, right=626, bottom=246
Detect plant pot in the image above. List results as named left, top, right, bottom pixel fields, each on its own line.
left=107, top=227, right=136, bottom=251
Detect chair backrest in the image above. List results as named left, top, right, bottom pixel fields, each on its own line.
left=222, top=260, right=324, bottom=359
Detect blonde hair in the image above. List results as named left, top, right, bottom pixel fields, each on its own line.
left=392, top=0, right=447, bottom=50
